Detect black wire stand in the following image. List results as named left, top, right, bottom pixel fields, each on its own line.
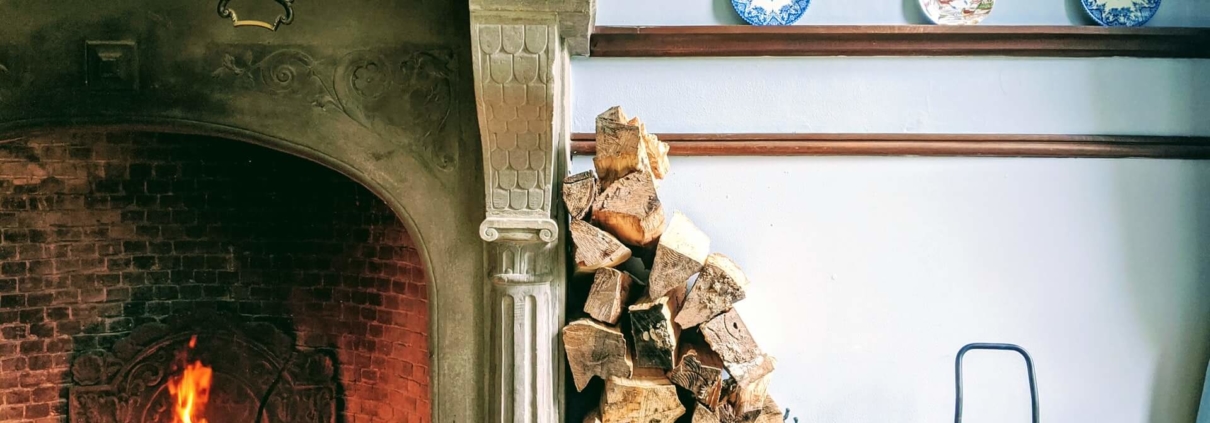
left=954, top=343, right=1040, bottom=423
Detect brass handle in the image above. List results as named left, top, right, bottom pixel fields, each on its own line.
left=217, top=0, right=294, bottom=31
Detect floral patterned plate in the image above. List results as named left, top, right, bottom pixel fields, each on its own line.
left=1082, top=0, right=1161, bottom=27
left=732, top=0, right=811, bottom=26
left=919, top=0, right=994, bottom=25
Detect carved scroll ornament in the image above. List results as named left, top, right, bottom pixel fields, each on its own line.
left=211, top=47, right=460, bottom=170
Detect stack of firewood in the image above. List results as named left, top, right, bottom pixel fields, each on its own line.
left=562, top=107, right=782, bottom=423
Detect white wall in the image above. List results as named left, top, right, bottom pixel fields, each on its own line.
left=573, top=1, right=1210, bottom=422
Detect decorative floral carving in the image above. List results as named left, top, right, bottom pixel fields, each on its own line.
left=71, top=391, right=123, bottom=423
left=71, top=351, right=118, bottom=386
left=211, top=47, right=460, bottom=170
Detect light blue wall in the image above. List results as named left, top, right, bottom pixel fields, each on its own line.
left=572, top=57, right=1210, bottom=135
left=573, top=1, right=1210, bottom=422
left=596, top=0, right=1210, bottom=26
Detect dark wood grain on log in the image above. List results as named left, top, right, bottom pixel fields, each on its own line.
left=591, top=25, right=1210, bottom=58
left=571, top=133, right=1210, bottom=159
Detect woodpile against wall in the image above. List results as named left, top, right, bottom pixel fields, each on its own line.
left=563, top=107, right=781, bottom=423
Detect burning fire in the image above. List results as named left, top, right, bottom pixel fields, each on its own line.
left=168, top=335, right=212, bottom=423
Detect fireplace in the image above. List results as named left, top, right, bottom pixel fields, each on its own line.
left=0, top=0, right=596, bottom=420
left=69, top=312, right=337, bottom=423
left=0, top=132, right=430, bottom=423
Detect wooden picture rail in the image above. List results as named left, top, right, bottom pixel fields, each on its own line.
left=570, top=133, right=1210, bottom=159
left=590, top=26, right=1210, bottom=58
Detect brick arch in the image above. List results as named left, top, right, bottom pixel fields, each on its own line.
left=0, top=131, right=432, bottom=423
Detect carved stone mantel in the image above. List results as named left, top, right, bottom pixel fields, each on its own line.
left=469, top=0, right=594, bottom=422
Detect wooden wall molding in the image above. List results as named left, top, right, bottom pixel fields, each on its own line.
left=570, top=133, right=1210, bottom=159
left=590, top=25, right=1210, bottom=58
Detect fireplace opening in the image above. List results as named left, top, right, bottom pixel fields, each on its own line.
left=0, top=132, right=431, bottom=423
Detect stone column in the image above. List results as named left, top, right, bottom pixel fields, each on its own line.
left=469, top=1, right=593, bottom=422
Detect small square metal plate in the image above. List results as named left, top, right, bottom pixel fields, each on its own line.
left=85, top=41, right=138, bottom=91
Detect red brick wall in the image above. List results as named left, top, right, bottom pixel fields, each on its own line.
left=0, top=132, right=430, bottom=423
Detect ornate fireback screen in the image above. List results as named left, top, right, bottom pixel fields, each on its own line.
left=69, top=312, right=336, bottom=423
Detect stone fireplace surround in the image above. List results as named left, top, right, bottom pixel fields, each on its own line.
left=0, top=0, right=595, bottom=422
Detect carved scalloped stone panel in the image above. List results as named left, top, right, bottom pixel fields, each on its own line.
left=478, top=23, right=555, bottom=216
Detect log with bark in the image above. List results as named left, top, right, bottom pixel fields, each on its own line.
left=570, top=220, right=632, bottom=274
left=677, top=253, right=749, bottom=329
left=563, top=318, right=633, bottom=391
left=564, top=171, right=599, bottom=220
left=714, top=390, right=783, bottom=423
left=600, top=375, right=686, bottom=423
left=728, top=371, right=773, bottom=417
left=700, top=309, right=775, bottom=387
left=627, top=286, right=685, bottom=370
left=593, top=171, right=666, bottom=247
left=647, top=211, right=710, bottom=298
left=594, top=106, right=651, bottom=188
left=584, top=267, right=634, bottom=325
left=667, top=338, right=725, bottom=410
left=691, top=402, right=722, bottom=423
left=752, top=396, right=785, bottom=423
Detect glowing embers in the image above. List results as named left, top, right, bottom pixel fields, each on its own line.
left=168, top=335, right=213, bottom=423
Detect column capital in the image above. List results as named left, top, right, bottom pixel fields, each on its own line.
left=469, top=0, right=595, bottom=56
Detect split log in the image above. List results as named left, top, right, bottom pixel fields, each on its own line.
left=594, top=106, right=652, bottom=187
left=600, top=375, right=686, bottom=423
left=563, top=318, right=633, bottom=391
left=644, top=129, right=671, bottom=181
left=691, top=402, right=722, bottom=423
left=667, top=340, right=725, bottom=410
left=570, top=220, right=632, bottom=274
left=627, top=287, right=685, bottom=370
left=700, top=310, right=775, bottom=387
left=677, top=253, right=749, bottom=329
left=647, top=211, right=710, bottom=298
left=593, top=171, right=666, bottom=247
left=624, top=115, right=671, bottom=182
left=752, top=396, right=785, bottom=423
left=584, top=268, right=633, bottom=324
left=714, top=377, right=779, bottom=423
left=728, top=371, right=773, bottom=417
left=564, top=171, right=599, bottom=220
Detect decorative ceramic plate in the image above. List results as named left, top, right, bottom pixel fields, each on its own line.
left=1081, top=0, right=1161, bottom=27
left=919, top=0, right=994, bottom=25
left=732, top=0, right=810, bottom=26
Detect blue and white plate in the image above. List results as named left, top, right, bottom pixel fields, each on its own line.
left=1081, top=0, right=1161, bottom=27
left=732, top=0, right=811, bottom=26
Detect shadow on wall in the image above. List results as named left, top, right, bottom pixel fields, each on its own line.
left=1094, top=52, right=1210, bottom=423
left=1111, top=159, right=1210, bottom=423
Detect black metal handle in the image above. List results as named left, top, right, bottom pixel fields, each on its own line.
left=954, top=343, right=1040, bottom=423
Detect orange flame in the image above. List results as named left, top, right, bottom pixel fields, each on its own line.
left=169, top=335, right=211, bottom=423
